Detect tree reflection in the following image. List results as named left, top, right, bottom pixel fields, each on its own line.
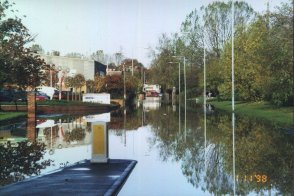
left=0, top=141, right=51, bottom=186
left=109, top=109, right=142, bottom=133
left=64, top=127, right=86, bottom=142
left=145, top=105, right=294, bottom=195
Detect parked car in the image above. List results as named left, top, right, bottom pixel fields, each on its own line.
left=14, top=90, right=27, bottom=102
left=35, top=86, right=57, bottom=100
left=0, top=89, right=27, bottom=102
left=146, top=91, right=159, bottom=97
left=0, top=89, right=13, bottom=102
left=35, top=91, right=50, bottom=101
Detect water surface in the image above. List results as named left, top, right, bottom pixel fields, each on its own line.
left=0, top=101, right=293, bottom=195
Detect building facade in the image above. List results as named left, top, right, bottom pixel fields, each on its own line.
left=40, top=54, right=106, bottom=80
left=39, top=54, right=106, bottom=92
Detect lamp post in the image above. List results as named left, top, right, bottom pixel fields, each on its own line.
left=172, top=56, right=186, bottom=107
left=168, top=61, right=181, bottom=138
left=50, top=65, right=53, bottom=87
left=123, top=63, right=126, bottom=106
left=172, top=55, right=186, bottom=141
left=168, top=61, right=181, bottom=103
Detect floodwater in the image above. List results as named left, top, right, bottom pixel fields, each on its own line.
left=0, top=100, right=293, bottom=195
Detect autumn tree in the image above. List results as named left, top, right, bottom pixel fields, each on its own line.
left=86, top=79, right=94, bottom=93
left=104, top=75, right=123, bottom=98
left=93, top=75, right=106, bottom=93
left=73, top=74, right=85, bottom=100
left=64, top=76, right=75, bottom=100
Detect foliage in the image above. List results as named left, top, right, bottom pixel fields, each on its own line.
left=201, top=1, right=256, bottom=57
left=74, top=74, right=85, bottom=92
left=64, top=76, right=74, bottom=89
left=139, top=105, right=294, bottom=195
left=263, top=2, right=293, bottom=106
left=0, top=141, right=52, bottom=186
left=93, top=75, right=106, bottom=93
left=0, top=1, right=48, bottom=89
left=86, top=79, right=94, bottom=93
left=65, top=52, right=84, bottom=58
left=104, top=75, right=123, bottom=98
left=64, top=128, right=86, bottom=142
left=30, top=44, right=44, bottom=54
left=93, top=73, right=141, bottom=99
left=51, top=50, right=60, bottom=56
left=149, top=1, right=292, bottom=106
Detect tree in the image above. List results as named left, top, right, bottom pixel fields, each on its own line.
left=93, top=75, right=106, bottom=93
left=51, top=50, right=60, bottom=56
left=64, top=76, right=75, bottom=100
left=104, top=75, right=123, bottom=98
left=30, top=44, right=44, bottom=54
left=0, top=1, right=48, bottom=89
left=201, top=1, right=256, bottom=58
left=213, top=17, right=270, bottom=101
left=149, top=33, right=180, bottom=91
left=0, top=141, right=51, bottom=186
left=86, top=79, right=94, bottom=93
left=73, top=74, right=85, bottom=100
left=91, top=50, right=105, bottom=63
left=65, top=52, right=84, bottom=58
left=213, top=2, right=293, bottom=104
left=263, top=2, right=293, bottom=106
left=181, top=8, right=204, bottom=67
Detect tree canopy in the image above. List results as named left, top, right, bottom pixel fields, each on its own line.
left=149, top=0, right=293, bottom=106
left=0, top=0, right=48, bottom=89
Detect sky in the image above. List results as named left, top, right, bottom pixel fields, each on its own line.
left=11, top=0, right=289, bottom=67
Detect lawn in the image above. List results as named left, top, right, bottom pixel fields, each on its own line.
left=0, top=112, right=26, bottom=121
left=208, top=100, right=293, bottom=126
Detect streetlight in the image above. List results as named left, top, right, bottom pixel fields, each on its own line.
left=231, top=1, right=236, bottom=195
left=123, top=63, right=126, bottom=106
left=168, top=61, right=181, bottom=103
left=50, top=64, right=53, bottom=87
left=172, top=55, right=186, bottom=142
left=172, top=56, right=186, bottom=107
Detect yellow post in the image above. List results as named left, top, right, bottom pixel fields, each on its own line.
left=91, top=122, right=108, bottom=163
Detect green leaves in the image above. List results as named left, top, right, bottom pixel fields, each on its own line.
left=0, top=1, right=47, bottom=89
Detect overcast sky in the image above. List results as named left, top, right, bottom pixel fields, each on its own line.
left=11, top=0, right=289, bottom=66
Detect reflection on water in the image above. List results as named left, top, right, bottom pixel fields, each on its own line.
left=0, top=101, right=293, bottom=195
left=0, top=141, right=51, bottom=186
left=117, top=101, right=294, bottom=195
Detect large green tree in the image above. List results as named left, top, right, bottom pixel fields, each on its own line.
left=0, top=1, right=48, bottom=89
left=201, top=1, right=256, bottom=58
left=263, top=2, right=293, bottom=106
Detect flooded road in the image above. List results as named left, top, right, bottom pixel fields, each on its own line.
left=0, top=100, right=293, bottom=195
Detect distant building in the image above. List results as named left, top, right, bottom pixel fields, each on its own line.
left=40, top=54, right=106, bottom=80
left=94, top=61, right=106, bottom=77
left=39, top=54, right=106, bottom=92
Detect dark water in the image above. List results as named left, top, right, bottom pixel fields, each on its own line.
left=0, top=101, right=293, bottom=195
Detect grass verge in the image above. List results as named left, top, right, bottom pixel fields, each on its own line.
left=0, top=112, right=26, bottom=121
left=208, top=100, right=293, bottom=126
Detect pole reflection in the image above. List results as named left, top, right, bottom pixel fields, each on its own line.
left=232, top=112, right=236, bottom=195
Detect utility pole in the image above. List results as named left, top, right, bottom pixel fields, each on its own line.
left=132, top=58, right=134, bottom=76
left=123, top=63, right=126, bottom=106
